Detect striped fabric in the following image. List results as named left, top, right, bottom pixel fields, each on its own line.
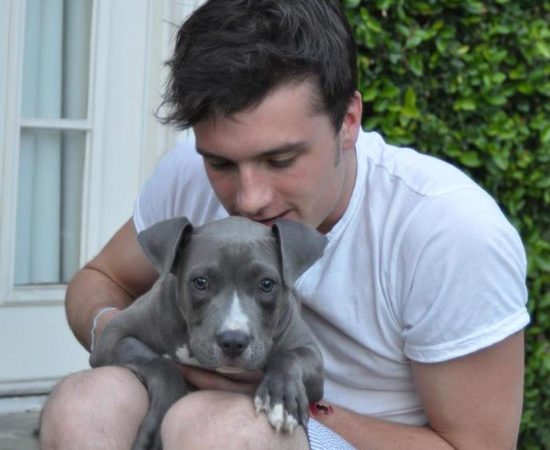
left=307, top=418, right=357, bottom=450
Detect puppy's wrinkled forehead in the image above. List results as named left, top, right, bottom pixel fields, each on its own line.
left=197, top=217, right=272, bottom=242
left=187, top=217, right=276, bottom=262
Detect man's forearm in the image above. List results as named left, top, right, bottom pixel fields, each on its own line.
left=313, top=404, right=454, bottom=450
left=65, top=219, right=160, bottom=351
left=65, top=266, right=134, bottom=350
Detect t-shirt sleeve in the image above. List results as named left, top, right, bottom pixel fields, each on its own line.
left=396, top=187, right=529, bottom=363
left=133, top=133, right=227, bottom=233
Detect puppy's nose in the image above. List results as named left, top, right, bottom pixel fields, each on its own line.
left=216, top=330, right=250, bottom=357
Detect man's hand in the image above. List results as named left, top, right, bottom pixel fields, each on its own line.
left=178, top=365, right=263, bottom=396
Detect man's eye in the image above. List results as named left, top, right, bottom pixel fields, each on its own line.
left=267, top=156, right=296, bottom=168
left=206, top=158, right=234, bottom=171
left=192, top=277, right=209, bottom=290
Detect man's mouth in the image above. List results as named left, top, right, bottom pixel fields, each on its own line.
left=250, top=212, right=290, bottom=226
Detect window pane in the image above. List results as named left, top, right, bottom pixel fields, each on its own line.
left=21, top=0, right=92, bottom=120
left=15, top=129, right=85, bottom=285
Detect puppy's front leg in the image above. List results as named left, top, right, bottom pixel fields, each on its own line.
left=254, top=346, right=323, bottom=433
left=111, top=337, right=188, bottom=450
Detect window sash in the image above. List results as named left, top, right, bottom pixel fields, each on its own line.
left=14, top=0, right=93, bottom=286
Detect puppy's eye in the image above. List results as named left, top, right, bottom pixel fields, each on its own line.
left=192, top=277, right=209, bottom=291
left=259, top=278, right=274, bottom=293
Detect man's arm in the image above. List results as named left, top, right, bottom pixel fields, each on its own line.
left=66, top=218, right=159, bottom=350
left=313, top=331, right=524, bottom=450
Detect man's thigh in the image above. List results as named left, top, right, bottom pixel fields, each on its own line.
left=161, top=390, right=356, bottom=449
left=39, top=366, right=148, bottom=450
left=161, top=390, right=310, bottom=450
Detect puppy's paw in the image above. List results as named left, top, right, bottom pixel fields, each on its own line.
left=254, top=373, right=309, bottom=433
left=254, top=395, right=300, bottom=433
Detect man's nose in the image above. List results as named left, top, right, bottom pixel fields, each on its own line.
left=236, top=166, right=273, bottom=216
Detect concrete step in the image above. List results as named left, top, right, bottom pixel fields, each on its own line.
left=0, top=396, right=44, bottom=450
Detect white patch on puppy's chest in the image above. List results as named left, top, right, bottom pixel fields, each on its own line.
left=163, top=344, right=201, bottom=367
left=220, top=292, right=250, bottom=333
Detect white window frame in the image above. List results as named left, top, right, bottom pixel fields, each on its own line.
left=1, top=0, right=96, bottom=304
left=0, top=0, right=201, bottom=307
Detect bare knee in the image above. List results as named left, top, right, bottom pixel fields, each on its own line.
left=160, top=391, right=309, bottom=450
left=40, top=366, right=148, bottom=450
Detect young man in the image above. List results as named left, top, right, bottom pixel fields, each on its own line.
left=40, top=0, right=529, bottom=448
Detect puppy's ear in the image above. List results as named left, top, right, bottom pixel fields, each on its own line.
left=271, top=219, right=327, bottom=286
left=137, top=217, right=193, bottom=277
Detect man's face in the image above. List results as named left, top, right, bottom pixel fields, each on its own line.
left=193, top=81, right=362, bottom=233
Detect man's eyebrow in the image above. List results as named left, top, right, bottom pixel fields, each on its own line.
left=196, top=141, right=309, bottom=160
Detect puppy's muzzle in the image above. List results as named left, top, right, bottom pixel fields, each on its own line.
left=216, top=330, right=250, bottom=357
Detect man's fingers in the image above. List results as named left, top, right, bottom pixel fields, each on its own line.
left=179, top=365, right=261, bottom=395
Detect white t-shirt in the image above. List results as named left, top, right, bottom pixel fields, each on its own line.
left=133, top=129, right=529, bottom=425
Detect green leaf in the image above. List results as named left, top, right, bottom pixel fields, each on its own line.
left=517, top=82, right=535, bottom=95
left=535, top=254, right=550, bottom=272
left=541, top=125, right=550, bottom=143
left=535, top=177, right=550, bottom=189
left=365, top=16, right=382, bottom=33
left=375, top=0, right=394, bottom=9
left=380, top=82, right=400, bottom=99
left=344, top=0, right=361, bottom=8
left=486, top=94, right=508, bottom=106
left=458, top=151, right=483, bottom=168
left=363, top=116, right=380, bottom=131
left=453, top=98, right=477, bottom=111
left=373, top=99, right=389, bottom=112
left=491, top=72, right=507, bottom=84
left=535, top=41, right=550, bottom=59
left=408, top=54, right=424, bottom=76
left=464, top=1, right=486, bottom=14
left=401, top=87, right=420, bottom=118
left=362, top=85, right=379, bottom=102
left=492, top=152, right=509, bottom=170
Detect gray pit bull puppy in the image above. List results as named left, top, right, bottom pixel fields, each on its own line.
left=90, top=216, right=327, bottom=450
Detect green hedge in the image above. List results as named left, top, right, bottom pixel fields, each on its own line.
left=343, top=0, right=550, bottom=447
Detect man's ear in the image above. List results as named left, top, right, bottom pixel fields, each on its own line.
left=340, top=91, right=363, bottom=152
left=137, top=217, right=193, bottom=277
left=271, top=219, right=327, bottom=286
